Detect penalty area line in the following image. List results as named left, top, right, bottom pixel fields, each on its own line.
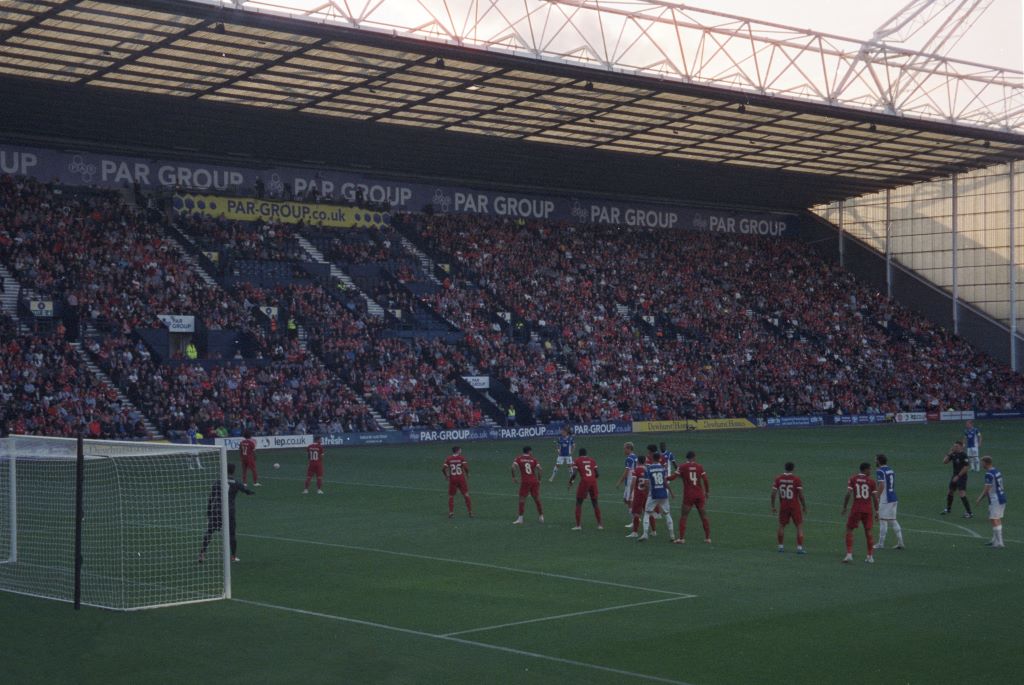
left=234, top=598, right=695, bottom=685
left=442, top=595, right=693, bottom=637
left=240, top=533, right=696, bottom=598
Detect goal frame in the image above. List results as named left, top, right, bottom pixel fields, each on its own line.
left=0, top=435, right=231, bottom=610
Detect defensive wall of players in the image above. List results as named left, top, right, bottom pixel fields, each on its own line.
left=208, top=409, right=1016, bottom=451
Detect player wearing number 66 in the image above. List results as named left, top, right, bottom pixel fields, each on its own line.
left=842, top=462, right=880, bottom=564
left=771, top=463, right=807, bottom=554
left=512, top=446, right=544, bottom=525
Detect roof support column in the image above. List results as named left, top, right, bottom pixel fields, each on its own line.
left=838, top=199, right=845, bottom=268
left=1010, top=161, right=1018, bottom=372
left=885, top=188, right=892, bottom=298
left=952, top=173, right=959, bottom=336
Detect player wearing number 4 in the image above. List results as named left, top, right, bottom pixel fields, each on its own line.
left=668, top=451, right=710, bottom=544
left=303, top=435, right=325, bottom=494
left=976, top=456, right=1007, bottom=548
left=443, top=446, right=473, bottom=519
left=842, top=462, right=880, bottom=564
left=512, top=446, right=544, bottom=524
left=568, top=448, right=603, bottom=530
left=771, top=462, right=807, bottom=554
left=874, top=454, right=904, bottom=550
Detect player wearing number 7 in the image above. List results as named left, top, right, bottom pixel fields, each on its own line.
left=842, top=462, right=880, bottom=564
left=512, top=446, right=544, bottom=524
left=668, top=450, right=710, bottom=544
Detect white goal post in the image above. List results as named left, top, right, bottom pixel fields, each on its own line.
left=0, top=435, right=230, bottom=611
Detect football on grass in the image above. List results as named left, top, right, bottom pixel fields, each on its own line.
left=273, top=463, right=280, bottom=469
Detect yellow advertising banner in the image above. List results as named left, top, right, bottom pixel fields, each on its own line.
left=633, top=418, right=756, bottom=433
left=173, top=194, right=386, bottom=228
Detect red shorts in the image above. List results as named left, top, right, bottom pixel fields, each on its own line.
left=683, top=493, right=706, bottom=508
left=306, top=461, right=324, bottom=477
left=576, top=482, right=598, bottom=501
left=846, top=511, right=873, bottom=530
left=778, top=507, right=803, bottom=525
left=518, top=481, right=540, bottom=499
left=630, top=492, right=649, bottom=516
left=448, top=478, right=468, bottom=496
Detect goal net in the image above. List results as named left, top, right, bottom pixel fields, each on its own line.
left=0, top=436, right=230, bottom=611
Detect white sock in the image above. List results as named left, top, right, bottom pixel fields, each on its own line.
left=995, top=525, right=1003, bottom=545
left=664, top=513, right=675, bottom=538
left=892, top=521, right=904, bottom=546
left=878, top=521, right=888, bottom=546
left=642, top=513, right=651, bottom=536
left=549, top=466, right=558, bottom=482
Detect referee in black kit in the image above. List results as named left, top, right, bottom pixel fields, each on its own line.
left=942, top=440, right=973, bottom=518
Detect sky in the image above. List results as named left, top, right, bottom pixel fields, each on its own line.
left=687, top=0, right=1022, bottom=71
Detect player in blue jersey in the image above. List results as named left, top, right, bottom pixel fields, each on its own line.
left=639, top=446, right=675, bottom=542
left=659, top=442, right=678, bottom=473
left=873, top=454, right=904, bottom=550
left=549, top=426, right=575, bottom=482
left=964, top=420, right=982, bottom=472
left=615, top=442, right=640, bottom=527
left=976, top=456, right=1007, bottom=548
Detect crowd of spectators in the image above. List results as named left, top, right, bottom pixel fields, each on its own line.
left=407, top=213, right=1024, bottom=420
left=0, top=314, right=149, bottom=438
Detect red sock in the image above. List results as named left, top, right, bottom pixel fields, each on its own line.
left=448, top=496, right=454, bottom=514
left=575, top=506, right=581, bottom=526
left=594, top=507, right=602, bottom=526
left=632, top=515, right=640, bottom=533
left=535, top=500, right=543, bottom=516
left=304, top=476, right=311, bottom=488
left=777, top=531, right=784, bottom=544
left=701, top=516, right=710, bottom=539
left=679, top=516, right=687, bottom=539
left=317, top=477, right=323, bottom=489
left=650, top=516, right=656, bottom=532
left=518, top=501, right=525, bottom=516
left=465, top=496, right=473, bottom=514
left=866, top=530, right=874, bottom=551
left=797, top=532, right=804, bottom=545
left=845, top=531, right=854, bottom=554
left=251, top=466, right=259, bottom=483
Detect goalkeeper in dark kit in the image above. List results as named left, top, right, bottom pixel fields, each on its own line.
left=199, top=463, right=254, bottom=563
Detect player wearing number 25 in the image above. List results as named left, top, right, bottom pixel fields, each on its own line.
left=443, top=446, right=473, bottom=519
left=512, top=446, right=544, bottom=524
left=842, top=462, right=880, bottom=564
left=668, top=450, right=710, bottom=545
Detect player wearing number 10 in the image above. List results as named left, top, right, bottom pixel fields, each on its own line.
left=512, top=446, right=544, bottom=524
left=302, top=435, right=325, bottom=494
left=842, top=462, right=879, bottom=564
left=443, top=446, right=473, bottom=519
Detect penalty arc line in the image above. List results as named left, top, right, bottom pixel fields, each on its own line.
left=233, top=598, right=696, bottom=685
left=239, top=532, right=696, bottom=598
left=442, top=595, right=692, bottom=637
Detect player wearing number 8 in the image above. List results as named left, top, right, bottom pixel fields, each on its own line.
left=443, top=446, right=473, bottom=519
left=512, top=446, right=544, bottom=524
left=771, top=462, right=807, bottom=554
left=842, top=462, right=880, bottom=564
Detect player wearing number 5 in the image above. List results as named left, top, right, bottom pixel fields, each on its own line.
left=842, top=462, right=880, bottom=564
left=568, top=448, right=603, bottom=530
left=771, top=462, right=807, bottom=554
left=302, top=435, right=325, bottom=495
left=668, top=451, right=710, bottom=544
left=512, top=446, right=544, bottom=524
left=443, top=446, right=473, bottom=519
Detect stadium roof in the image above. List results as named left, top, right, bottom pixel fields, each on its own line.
left=1, top=0, right=1023, bottom=202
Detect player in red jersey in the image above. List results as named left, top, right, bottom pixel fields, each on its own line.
left=626, top=455, right=658, bottom=538
left=512, top=446, right=544, bottom=524
left=238, top=431, right=260, bottom=487
left=567, top=448, right=603, bottom=530
left=668, top=450, right=711, bottom=544
left=842, top=461, right=880, bottom=563
left=303, top=435, right=325, bottom=494
left=443, top=445, right=473, bottom=519
left=771, top=462, right=807, bottom=554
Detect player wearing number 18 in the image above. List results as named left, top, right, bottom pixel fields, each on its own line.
left=771, top=462, right=807, bottom=554
left=512, top=446, right=544, bottom=524
left=443, top=446, right=473, bottom=519
left=639, top=446, right=675, bottom=542
left=668, top=450, right=710, bottom=544
left=842, top=462, right=880, bottom=564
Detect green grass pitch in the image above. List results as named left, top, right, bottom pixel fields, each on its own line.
left=2, top=421, right=1019, bottom=684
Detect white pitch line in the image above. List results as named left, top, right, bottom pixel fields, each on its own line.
left=442, top=595, right=692, bottom=637
left=240, top=532, right=695, bottom=598
left=234, top=598, right=696, bottom=685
